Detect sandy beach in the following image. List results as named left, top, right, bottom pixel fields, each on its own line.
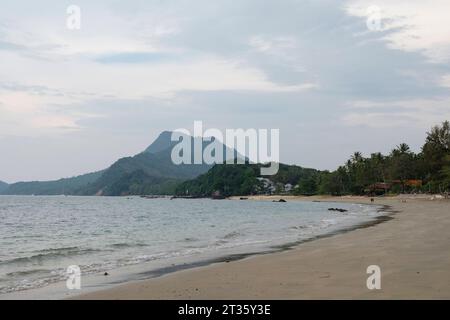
left=74, top=196, right=450, bottom=299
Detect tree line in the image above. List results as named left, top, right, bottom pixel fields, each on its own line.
left=298, top=121, right=450, bottom=195
left=177, top=121, right=450, bottom=197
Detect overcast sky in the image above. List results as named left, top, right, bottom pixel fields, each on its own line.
left=1, top=0, right=450, bottom=182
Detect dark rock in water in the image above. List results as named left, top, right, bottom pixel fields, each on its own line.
left=104, top=272, right=109, bottom=276
left=273, top=199, right=287, bottom=202
left=142, top=195, right=161, bottom=199
left=240, top=197, right=248, bottom=200
left=328, top=208, right=347, bottom=212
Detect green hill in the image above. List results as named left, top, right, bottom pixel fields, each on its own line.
left=175, top=121, right=450, bottom=197
left=2, top=121, right=448, bottom=197
left=80, top=146, right=211, bottom=196
left=1, top=131, right=237, bottom=196
left=175, top=163, right=319, bottom=197
left=0, top=181, right=9, bottom=193
left=1, top=171, right=103, bottom=195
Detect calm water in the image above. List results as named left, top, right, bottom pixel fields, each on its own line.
left=0, top=196, right=381, bottom=295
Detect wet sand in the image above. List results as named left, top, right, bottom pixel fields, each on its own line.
left=75, top=196, right=450, bottom=299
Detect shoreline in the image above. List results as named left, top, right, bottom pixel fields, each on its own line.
left=71, top=195, right=450, bottom=299
left=100, top=201, right=393, bottom=282
left=0, top=197, right=381, bottom=300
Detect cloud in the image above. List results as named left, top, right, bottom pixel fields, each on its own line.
left=1, top=0, right=450, bottom=181
left=440, top=75, right=450, bottom=88
left=342, top=98, right=450, bottom=128
left=0, top=48, right=316, bottom=137
left=95, top=52, right=176, bottom=64
left=345, top=0, right=450, bottom=63
left=249, top=35, right=297, bottom=54
left=0, top=83, right=101, bottom=135
left=0, top=0, right=319, bottom=139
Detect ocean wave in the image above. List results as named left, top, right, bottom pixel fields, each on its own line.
left=290, top=225, right=308, bottom=230
left=0, top=199, right=382, bottom=296
left=109, top=242, right=148, bottom=248
left=0, top=247, right=101, bottom=266
left=0, top=273, right=64, bottom=294
left=5, top=269, right=51, bottom=277
left=179, top=237, right=199, bottom=242
left=214, top=231, right=242, bottom=246
left=222, top=231, right=241, bottom=239
left=1, top=262, right=115, bottom=294
left=36, top=246, right=79, bottom=253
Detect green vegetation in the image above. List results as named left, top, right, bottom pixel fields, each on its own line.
left=0, top=131, right=213, bottom=196
left=0, top=171, right=103, bottom=195
left=2, top=121, right=449, bottom=197
left=0, top=181, right=8, bottom=193
left=175, top=164, right=259, bottom=196
left=78, top=149, right=210, bottom=196
left=175, top=163, right=319, bottom=197
left=176, top=121, right=450, bottom=197
left=100, top=169, right=181, bottom=196
left=316, top=121, right=450, bottom=195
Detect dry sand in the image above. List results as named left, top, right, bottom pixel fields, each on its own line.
left=75, top=195, right=450, bottom=299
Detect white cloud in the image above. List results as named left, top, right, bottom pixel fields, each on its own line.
left=0, top=2, right=180, bottom=59
left=440, top=75, right=450, bottom=88
left=249, top=35, right=297, bottom=54
left=0, top=87, right=101, bottom=135
left=0, top=51, right=314, bottom=136
left=30, top=115, right=80, bottom=130
left=342, top=98, right=450, bottom=128
left=345, top=0, right=450, bottom=63
left=1, top=0, right=449, bottom=181
left=0, top=11, right=316, bottom=137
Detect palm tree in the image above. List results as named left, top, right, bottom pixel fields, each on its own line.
left=397, top=143, right=411, bottom=154
left=370, top=152, right=386, bottom=182
left=351, top=151, right=363, bottom=163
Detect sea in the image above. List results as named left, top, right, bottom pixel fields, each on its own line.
left=0, top=195, right=383, bottom=299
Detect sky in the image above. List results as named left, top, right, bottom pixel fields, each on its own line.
left=1, top=0, right=450, bottom=183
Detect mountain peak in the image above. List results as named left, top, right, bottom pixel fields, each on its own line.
left=144, top=131, right=175, bottom=154
left=144, top=130, right=245, bottom=163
